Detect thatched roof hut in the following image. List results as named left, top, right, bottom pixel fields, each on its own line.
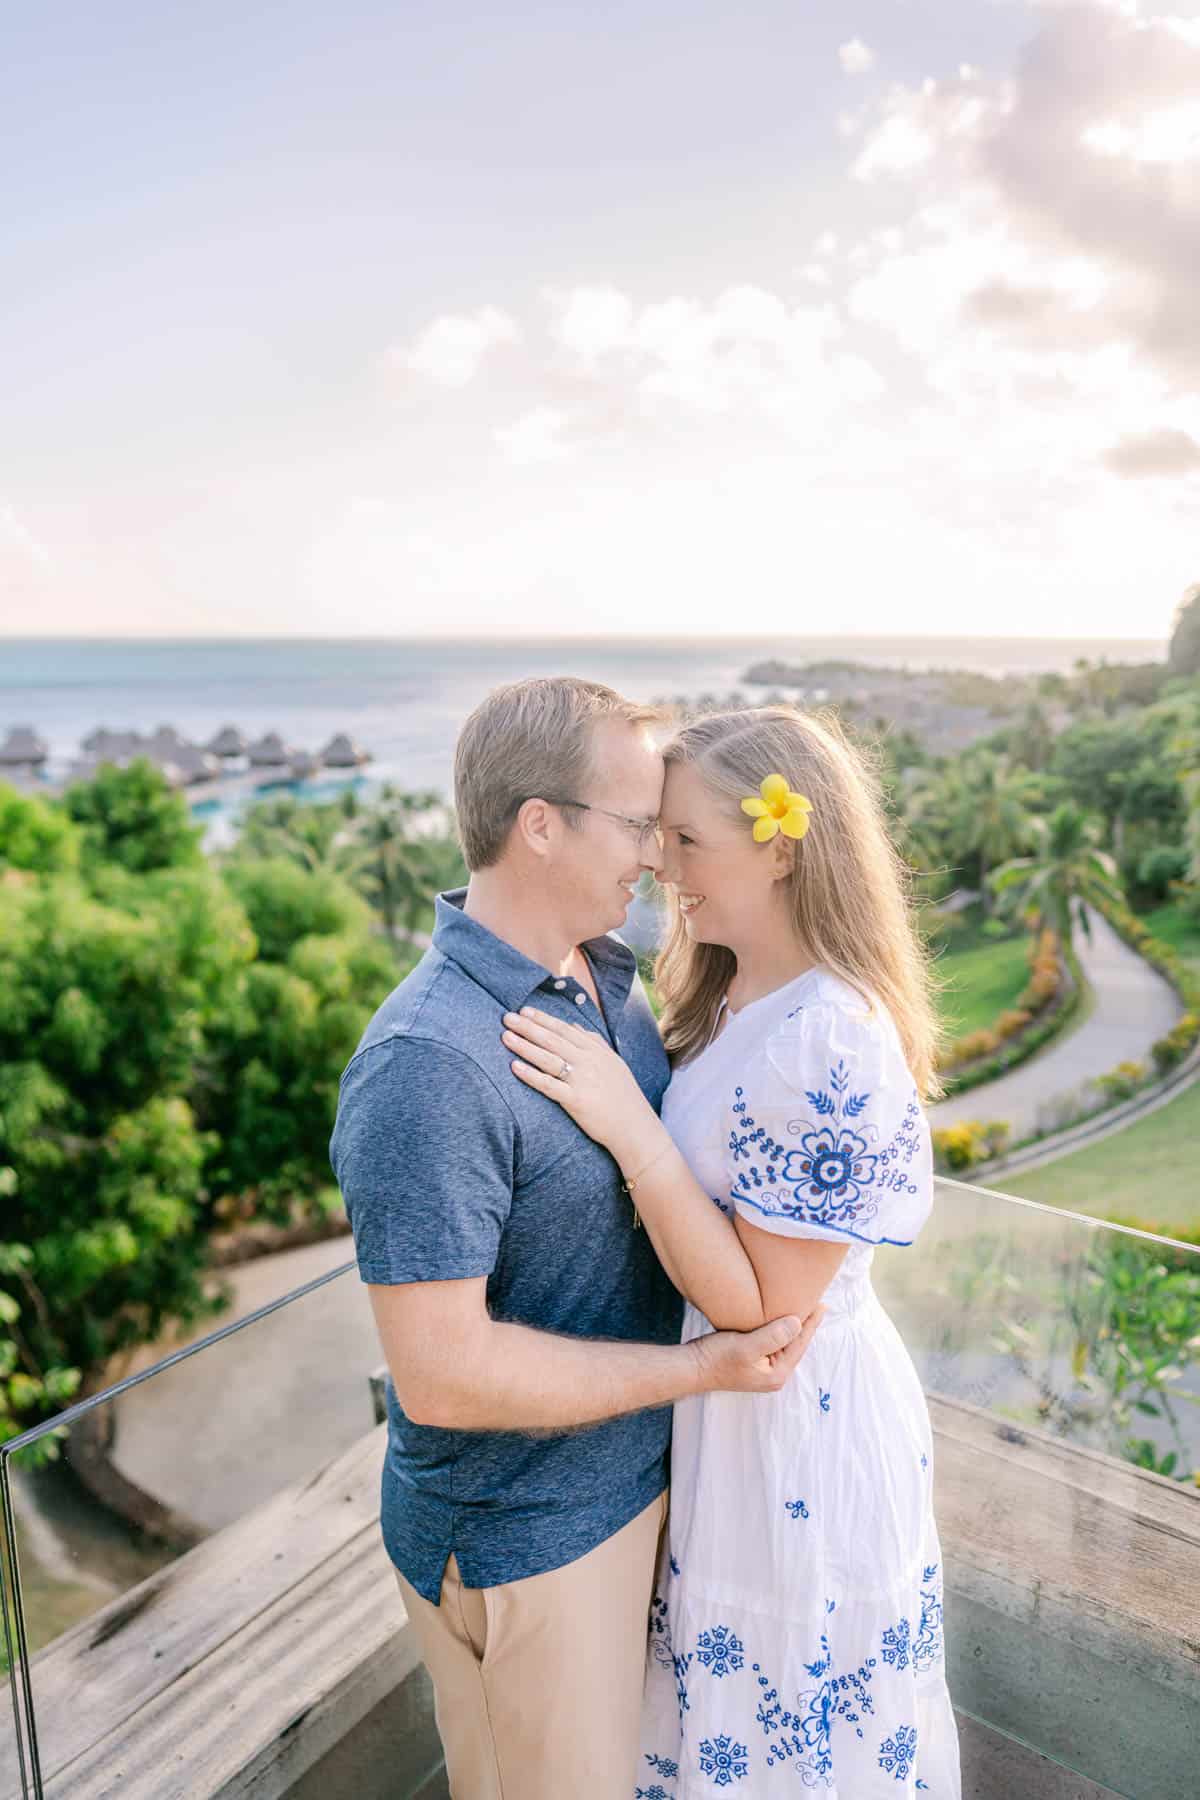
left=206, top=725, right=248, bottom=758
left=80, top=728, right=144, bottom=762
left=0, top=725, right=49, bottom=765
left=248, top=732, right=291, bottom=767
left=318, top=732, right=371, bottom=767
left=156, top=745, right=219, bottom=787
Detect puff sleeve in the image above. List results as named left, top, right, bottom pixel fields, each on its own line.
left=727, top=996, right=933, bottom=1247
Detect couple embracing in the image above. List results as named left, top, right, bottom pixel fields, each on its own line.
left=330, top=677, right=961, bottom=1799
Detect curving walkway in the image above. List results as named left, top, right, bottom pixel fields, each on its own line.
left=931, top=907, right=1183, bottom=1142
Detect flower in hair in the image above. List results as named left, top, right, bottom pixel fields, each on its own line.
left=740, top=773, right=813, bottom=842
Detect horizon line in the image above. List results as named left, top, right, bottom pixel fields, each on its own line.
left=0, top=629, right=1169, bottom=647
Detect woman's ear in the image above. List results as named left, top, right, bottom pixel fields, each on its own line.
left=769, top=834, right=797, bottom=882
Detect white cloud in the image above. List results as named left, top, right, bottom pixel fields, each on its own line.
left=493, top=406, right=571, bottom=465
left=1082, top=99, right=1200, bottom=164
left=331, top=2, right=1195, bottom=642
left=549, top=285, right=635, bottom=360
left=839, top=39, right=877, bottom=76
left=541, top=282, right=884, bottom=433
left=389, top=306, right=519, bottom=387
left=1101, top=428, right=1200, bottom=478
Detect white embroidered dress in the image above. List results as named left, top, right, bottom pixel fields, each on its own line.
left=636, top=968, right=960, bottom=1799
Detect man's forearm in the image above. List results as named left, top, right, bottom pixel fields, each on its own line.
left=406, top=1319, right=702, bottom=1433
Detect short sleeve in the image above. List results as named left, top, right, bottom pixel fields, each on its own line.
left=330, top=1037, right=517, bottom=1284
left=728, top=998, right=932, bottom=1248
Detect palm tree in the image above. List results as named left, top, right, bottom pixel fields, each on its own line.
left=989, top=803, right=1125, bottom=948
left=339, top=786, right=462, bottom=945
left=944, top=752, right=1042, bottom=914
left=235, top=795, right=348, bottom=871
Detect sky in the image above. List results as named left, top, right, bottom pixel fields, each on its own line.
left=2, top=0, right=1198, bottom=641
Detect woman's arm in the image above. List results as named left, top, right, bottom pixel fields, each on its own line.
left=502, top=1008, right=846, bottom=1332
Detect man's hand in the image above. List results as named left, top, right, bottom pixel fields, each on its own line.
left=688, top=1308, right=824, bottom=1395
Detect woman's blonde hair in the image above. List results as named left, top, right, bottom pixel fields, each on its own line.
left=654, top=706, right=943, bottom=1098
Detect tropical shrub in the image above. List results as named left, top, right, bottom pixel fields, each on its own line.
left=1151, top=1013, right=1200, bottom=1075
left=931, top=1118, right=1014, bottom=1173
left=1095, top=1061, right=1147, bottom=1104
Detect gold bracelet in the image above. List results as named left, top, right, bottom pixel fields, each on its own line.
left=622, top=1141, right=673, bottom=1194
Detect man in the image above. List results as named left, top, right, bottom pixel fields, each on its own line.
left=330, top=676, right=816, bottom=1799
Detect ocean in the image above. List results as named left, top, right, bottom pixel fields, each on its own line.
left=0, top=633, right=1167, bottom=814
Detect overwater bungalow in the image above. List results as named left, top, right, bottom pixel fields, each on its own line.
left=205, top=724, right=248, bottom=758
left=0, top=724, right=48, bottom=765
left=79, top=727, right=144, bottom=762
left=319, top=731, right=372, bottom=767
left=247, top=731, right=292, bottom=767
left=156, top=743, right=220, bottom=787
left=147, top=724, right=191, bottom=755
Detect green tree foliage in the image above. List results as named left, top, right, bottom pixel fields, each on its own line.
left=0, top=764, right=420, bottom=1442
left=230, top=784, right=468, bottom=945
left=0, top=785, right=80, bottom=874
left=0, top=865, right=248, bottom=1447
left=901, top=752, right=1041, bottom=910
left=203, top=859, right=397, bottom=1207
left=990, top=802, right=1125, bottom=947
left=232, top=788, right=360, bottom=870
left=63, top=757, right=204, bottom=873
left=1167, top=583, right=1200, bottom=679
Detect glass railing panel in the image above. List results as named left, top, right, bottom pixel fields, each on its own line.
left=1, top=1251, right=380, bottom=1799
left=874, top=1179, right=1200, bottom=1800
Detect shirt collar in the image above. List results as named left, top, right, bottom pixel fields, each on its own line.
left=432, top=887, right=638, bottom=1016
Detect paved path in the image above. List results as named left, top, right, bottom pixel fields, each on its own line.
left=931, top=908, right=1183, bottom=1141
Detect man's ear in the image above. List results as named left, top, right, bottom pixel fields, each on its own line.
left=515, top=797, right=555, bottom=859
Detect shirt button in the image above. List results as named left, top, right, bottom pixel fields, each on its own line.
left=574, top=992, right=587, bottom=1006
left=554, top=979, right=566, bottom=990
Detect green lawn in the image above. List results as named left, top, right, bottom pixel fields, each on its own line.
left=934, top=923, right=1032, bottom=1039
left=991, top=1078, right=1200, bottom=1232
left=1141, top=902, right=1200, bottom=976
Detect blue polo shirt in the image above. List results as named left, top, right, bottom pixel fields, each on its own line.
left=329, top=887, right=684, bottom=1603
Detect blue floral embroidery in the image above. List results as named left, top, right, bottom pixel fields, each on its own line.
left=819, top=1389, right=831, bottom=1413
left=881, top=1616, right=912, bottom=1672
left=785, top=1498, right=810, bottom=1520
left=673, top=1650, right=693, bottom=1718
left=729, top=1060, right=921, bottom=1239
left=649, top=1588, right=672, bottom=1670
left=753, top=1635, right=877, bottom=1785
left=729, top=1089, right=788, bottom=1167
left=882, top=1564, right=943, bottom=1676
left=669, top=1553, right=681, bottom=1577
left=920, top=1452, right=928, bottom=1471
left=636, top=1750, right=679, bottom=1797
left=698, top=1734, right=748, bottom=1785
left=696, top=1624, right=745, bottom=1678
left=914, top=1565, right=944, bottom=1673
left=879, top=1725, right=919, bottom=1780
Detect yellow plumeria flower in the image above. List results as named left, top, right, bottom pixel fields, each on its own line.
left=740, top=773, right=813, bottom=843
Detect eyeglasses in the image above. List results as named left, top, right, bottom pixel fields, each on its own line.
left=537, top=797, right=665, bottom=855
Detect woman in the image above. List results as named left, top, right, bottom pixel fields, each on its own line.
left=501, top=707, right=961, bottom=1798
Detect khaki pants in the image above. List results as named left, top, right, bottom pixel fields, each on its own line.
left=393, top=1491, right=667, bottom=1800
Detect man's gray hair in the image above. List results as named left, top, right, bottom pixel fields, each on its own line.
left=454, top=676, right=661, bottom=870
